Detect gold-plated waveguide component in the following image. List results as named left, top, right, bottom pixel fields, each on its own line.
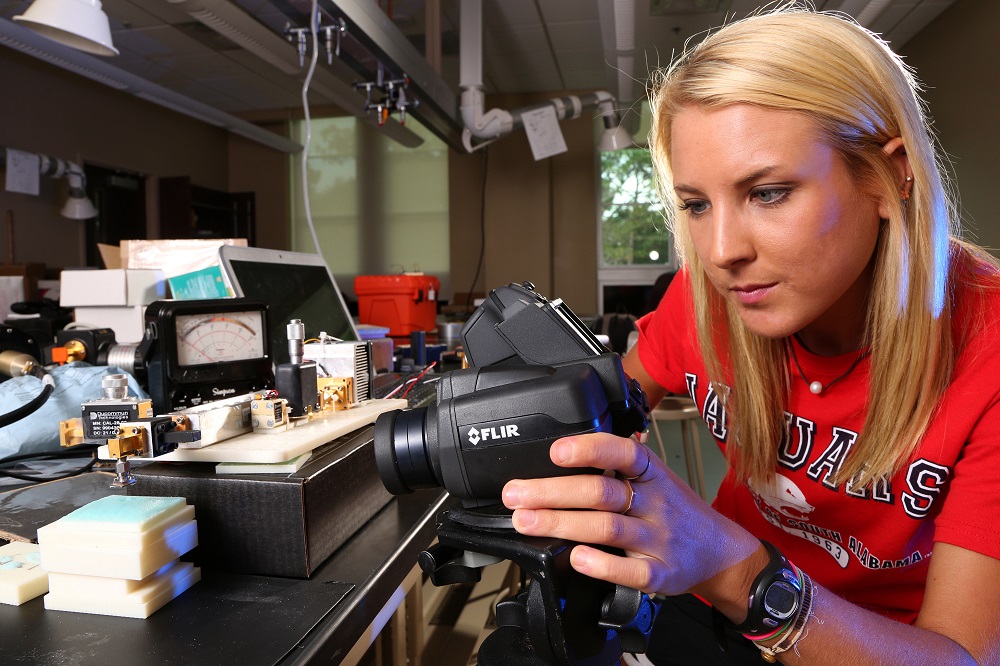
left=318, top=377, right=352, bottom=412
left=107, top=425, right=147, bottom=459
left=63, top=339, right=87, bottom=363
left=59, top=418, right=85, bottom=448
left=250, top=393, right=288, bottom=430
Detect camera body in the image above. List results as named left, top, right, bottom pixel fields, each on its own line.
left=376, top=354, right=641, bottom=506
left=374, top=282, right=650, bottom=508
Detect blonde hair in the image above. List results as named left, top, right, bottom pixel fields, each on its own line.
left=649, top=5, right=967, bottom=488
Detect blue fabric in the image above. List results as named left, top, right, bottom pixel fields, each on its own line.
left=0, top=364, right=147, bottom=459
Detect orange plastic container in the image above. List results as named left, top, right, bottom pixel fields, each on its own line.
left=354, top=274, right=440, bottom=336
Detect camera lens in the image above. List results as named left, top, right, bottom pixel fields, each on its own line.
left=374, top=408, right=438, bottom=494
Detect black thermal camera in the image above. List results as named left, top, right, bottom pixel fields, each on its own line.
left=373, top=281, right=649, bottom=507
left=373, top=282, right=656, bottom=666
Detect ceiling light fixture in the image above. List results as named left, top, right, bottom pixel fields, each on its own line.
left=13, top=0, right=119, bottom=57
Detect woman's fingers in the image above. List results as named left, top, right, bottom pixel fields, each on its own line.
left=511, top=506, right=658, bottom=551
left=550, top=434, right=654, bottom=480
left=504, top=473, right=634, bottom=513
left=570, top=545, right=660, bottom=593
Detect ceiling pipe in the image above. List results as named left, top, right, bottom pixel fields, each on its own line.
left=458, top=0, right=631, bottom=153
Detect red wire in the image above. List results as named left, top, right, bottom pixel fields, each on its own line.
left=400, top=361, right=437, bottom=399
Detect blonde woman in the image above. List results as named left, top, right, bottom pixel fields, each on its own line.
left=502, top=6, right=1000, bottom=664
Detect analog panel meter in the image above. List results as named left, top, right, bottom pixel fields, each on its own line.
left=142, top=299, right=274, bottom=413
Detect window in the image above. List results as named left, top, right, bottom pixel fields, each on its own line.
left=290, top=117, right=450, bottom=302
left=597, top=145, right=674, bottom=315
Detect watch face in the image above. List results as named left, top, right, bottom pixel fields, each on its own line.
left=763, top=580, right=799, bottom=621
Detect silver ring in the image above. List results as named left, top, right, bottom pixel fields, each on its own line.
left=619, top=479, right=635, bottom=515
left=622, top=447, right=651, bottom=482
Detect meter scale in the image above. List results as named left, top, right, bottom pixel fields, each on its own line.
left=175, top=311, right=265, bottom=366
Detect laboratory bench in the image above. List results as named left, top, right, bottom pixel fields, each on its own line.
left=0, top=466, right=451, bottom=666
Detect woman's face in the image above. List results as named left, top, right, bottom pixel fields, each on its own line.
left=670, top=104, right=881, bottom=354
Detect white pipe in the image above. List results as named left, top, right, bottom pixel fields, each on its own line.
left=613, top=0, right=635, bottom=102
left=459, top=0, right=482, bottom=89
left=458, top=0, right=627, bottom=151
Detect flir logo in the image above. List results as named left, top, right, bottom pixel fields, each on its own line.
left=466, top=424, right=520, bottom=446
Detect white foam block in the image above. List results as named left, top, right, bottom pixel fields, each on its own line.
left=215, top=451, right=312, bottom=475
left=44, top=560, right=201, bottom=619
left=40, top=520, right=198, bottom=580
left=0, top=542, right=48, bottom=606
left=39, top=496, right=191, bottom=534
left=38, top=505, right=195, bottom=550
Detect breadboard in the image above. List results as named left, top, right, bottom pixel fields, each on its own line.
left=154, top=398, right=406, bottom=464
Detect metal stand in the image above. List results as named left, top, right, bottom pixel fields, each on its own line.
left=418, top=507, right=657, bottom=666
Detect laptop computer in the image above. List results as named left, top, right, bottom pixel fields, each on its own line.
left=218, top=246, right=359, bottom=366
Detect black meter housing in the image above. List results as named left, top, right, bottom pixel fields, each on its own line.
left=141, top=298, right=274, bottom=414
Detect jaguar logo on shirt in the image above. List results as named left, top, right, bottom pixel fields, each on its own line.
left=750, top=474, right=851, bottom=568
left=755, top=474, right=815, bottom=519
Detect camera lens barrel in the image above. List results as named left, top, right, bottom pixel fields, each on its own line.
left=374, top=408, right=438, bottom=494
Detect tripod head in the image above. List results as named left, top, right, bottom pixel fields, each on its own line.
left=419, top=507, right=657, bottom=665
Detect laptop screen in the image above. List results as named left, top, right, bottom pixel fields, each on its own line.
left=220, top=249, right=358, bottom=365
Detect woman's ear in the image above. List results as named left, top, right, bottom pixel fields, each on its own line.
left=880, top=137, right=913, bottom=219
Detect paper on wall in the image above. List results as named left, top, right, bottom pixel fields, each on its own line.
left=521, top=106, right=568, bottom=161
left=4, top=149, right=40, bottom=196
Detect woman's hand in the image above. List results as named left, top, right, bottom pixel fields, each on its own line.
left=502, top=433, right=765, bottom=619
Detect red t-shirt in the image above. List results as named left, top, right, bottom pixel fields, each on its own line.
left=635, top=266, right=1000, bottom=624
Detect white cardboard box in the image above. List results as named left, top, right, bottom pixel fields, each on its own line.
left=60, top=269, right=165, bottom=308
left=73, top=306, right=146, bottom=343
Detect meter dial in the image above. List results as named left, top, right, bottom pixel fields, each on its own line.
left=174, top=310, right=266, bottom=367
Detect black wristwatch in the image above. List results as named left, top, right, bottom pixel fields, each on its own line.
left=731, top=540, right=802, bottom=637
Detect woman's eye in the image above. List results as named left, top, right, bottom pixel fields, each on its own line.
left=679, top=200, right=709, bottom=215
left=753, top=188, right=789, bottom=204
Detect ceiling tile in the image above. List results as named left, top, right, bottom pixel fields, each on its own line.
left=538, top=0, right=600, bottom=23
left=556, top=48, right=609, bottom=74
left=547, top=20, right=603, bottom=52
left=485, top=0, right=542, bottom=28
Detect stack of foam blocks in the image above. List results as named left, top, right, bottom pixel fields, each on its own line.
left=38, top=495, right=201, bottom=618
